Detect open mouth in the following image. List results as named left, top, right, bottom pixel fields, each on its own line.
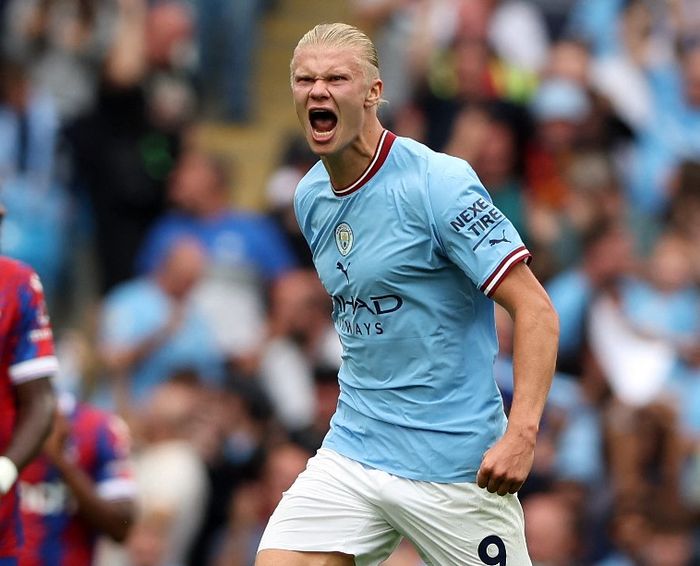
left=309, top=109, right=338, bottom=140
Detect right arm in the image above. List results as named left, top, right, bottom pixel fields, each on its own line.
left=1, top=267, right=59, bottom=495
left=1, top=377, right=55, bottom=488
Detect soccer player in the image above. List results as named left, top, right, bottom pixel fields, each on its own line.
left=18, top=393, right=136, bottom=566
left=256, top=23, right=559, bottom=566
left=0, top=204, right=58, bottom=565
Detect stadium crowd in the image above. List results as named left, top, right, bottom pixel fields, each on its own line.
left=2, top=0, right=700, bottom=564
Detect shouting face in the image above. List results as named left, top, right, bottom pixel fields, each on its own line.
left=291, top=44, right=381, bottom=157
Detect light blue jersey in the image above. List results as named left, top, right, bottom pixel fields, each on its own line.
left=295, top=131, right=531, bottom=483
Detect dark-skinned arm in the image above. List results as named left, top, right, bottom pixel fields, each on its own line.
left=44, top=413, right=135, bottom=542
left=476, top=262, right=559, bottom=495
left=3, top=377, right=55, bottom=471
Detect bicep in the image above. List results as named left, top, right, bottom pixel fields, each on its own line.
left=15, top=377, right=55, bottom=410
left=491, top=262, right=553, bottom=318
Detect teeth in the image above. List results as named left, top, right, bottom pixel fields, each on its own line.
left=312, top=129, right=334, bottom=139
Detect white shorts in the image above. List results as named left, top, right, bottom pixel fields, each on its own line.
left=258, top=448, right=531, bottom=565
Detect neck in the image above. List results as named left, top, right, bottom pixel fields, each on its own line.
left=322, top=119, right=384, bottom=190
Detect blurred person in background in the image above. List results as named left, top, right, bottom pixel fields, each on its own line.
left=629, top=33, right=700, bottom=217
left=545, top=219, right=636, bottom=379
left=186, top=379, right=274, bottom=566
left=212, top=441, right=313, bottom=566
left=97, top=236, right=225, bottom=416
left=18, top=393, right=136, bottom=565
left=584, top=233, right=692, bottom=515
left=350, top=0, right=465, bottom=125
left=595, top=498, right=651, bottom=566
left=401, top=0, right=545, bottom=150
left=523, top=492, right=583, bottom=566
left=265, top=134, right=317, bottom=268
left=68, top=0, right=194, bottom=294
left=258, top=269, right=340, bottom=437
left=524, top=77, right=591, bottom=214
left=641, top=516, right=695, bottom=566
left=0, top=204, right=58, bottom=565
left=0, top=56, right=71, bottom=307
left=2, top=0, right=126, bottom=126
left=529, top=151, right=632, bottom=280
left=668, top=160, right=700, bottom=274
left=104, top=381, right=209, bottom=566
left=136, top=147, right=297, bottom=375
left=292, top=365, right=342, bottom=454
left=195, top=0, right=265, bottom=122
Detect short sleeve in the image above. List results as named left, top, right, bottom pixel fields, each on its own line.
left=94, top=414, right=136, bottom=501
left=9, top=270, right=59, bottom=383
left=427, top=160, right=531, bottom=297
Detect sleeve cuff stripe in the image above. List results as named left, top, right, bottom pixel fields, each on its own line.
left=481, top=247, right=532, bottom=297
left=9, top=356, right=59, bottom=384
left=97, top=478, right=137, bottom=500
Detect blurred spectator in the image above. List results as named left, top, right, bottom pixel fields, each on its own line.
left=641, top=515, right=694, bottom=566
left=546, top=220, right=636, bottom=377
left=186, top=380, right=273, bottom=566
left=523, top=492, right=583, bottom=566
left=404, top=29, right=536, bottom=151
left=669, top=160, right=700, bottom=261
left=97, top=237, right=225, bottom=414
left=2, top=0, right=120, bottom=124
left=628, top=33, right=700, bottom=216
left=351, top=0, right=468, bottom=124
left=210, top=441, right=312, bottom=566
left=117, top=381, right=209, bottom=566
left=68, top=0, right=193, bottom=294
left=620, top=231, right=700, bottom=351
left=525, top=77, right=591, bottom=211
left=265, top=134, right=317, bottom=268
left=258, top=269, right=340, bottom=435
left=19, top=393, right=136, bottom=565
left=292, top=365, right=342, bottom=454
left=595, top=498, right=651, bottom=566
left=195, top=0, right=263, bottom=123
left=0, top=55, right=71, bottom=304
left=587, top=283, right=686, bottom=514
left=137, top=147, right=297, bottom=368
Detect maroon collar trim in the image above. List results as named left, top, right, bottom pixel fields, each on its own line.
left=332, top=130, right=396, bottom=197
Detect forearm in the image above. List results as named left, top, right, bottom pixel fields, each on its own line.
left=104, top=0, right=147, bottom=87
left=51, top=456, right=134, bottom=541
left=507, top=299, right=559, bottom=439
left=4, top=377, right=55, bottom=470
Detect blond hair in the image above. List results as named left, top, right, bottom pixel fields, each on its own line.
left=291, top=22, right=381, bottom=84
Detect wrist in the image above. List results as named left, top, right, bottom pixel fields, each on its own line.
left=0, top=456, right=18, bottom=494
left=46, top=451, right=70, bottom=473
left=505, top=422, right=539, bottom=445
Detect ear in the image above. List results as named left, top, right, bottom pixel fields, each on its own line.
left=364, top=79, right=383, bottom=108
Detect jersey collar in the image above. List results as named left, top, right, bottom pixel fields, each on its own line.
left=332, top=130, right=397, bottom=197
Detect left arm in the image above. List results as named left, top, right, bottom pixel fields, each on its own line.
left=44, top=413, right=135, bottom=542
left=477, top=262, right=559, bottom=495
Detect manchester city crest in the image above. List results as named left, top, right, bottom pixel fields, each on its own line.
left=334, top=222, right=354, bottom=256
